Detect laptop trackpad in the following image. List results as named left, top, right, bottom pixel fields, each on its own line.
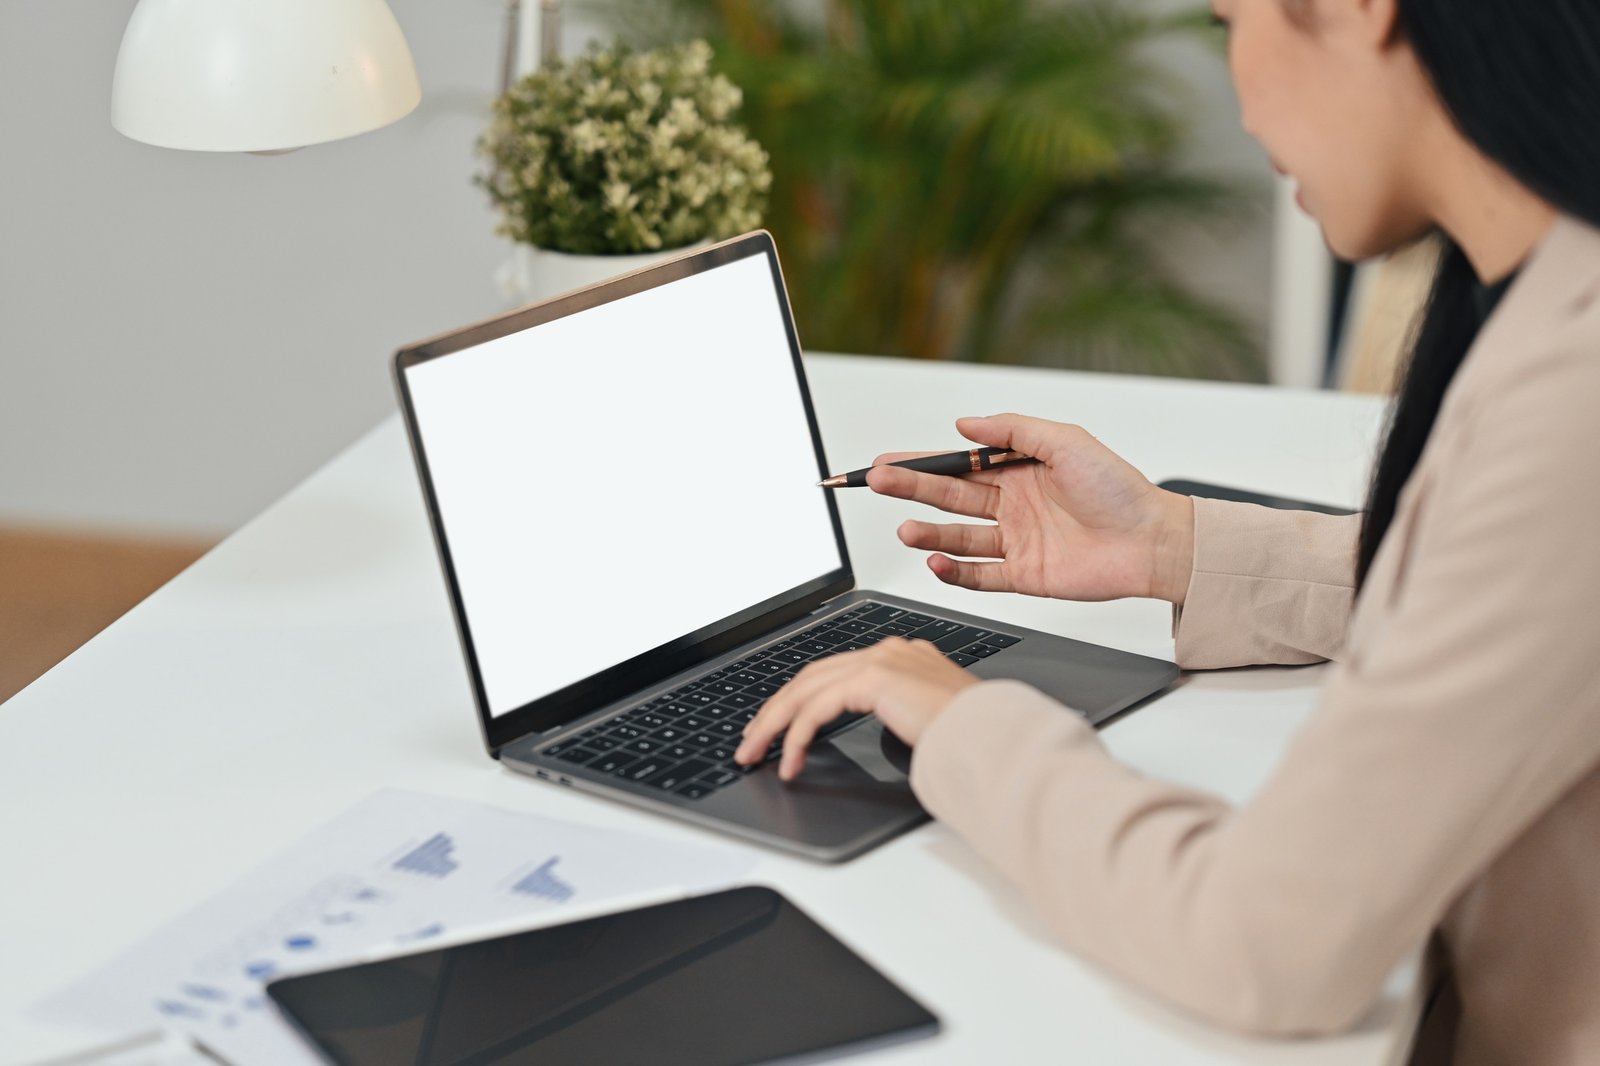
left=828, top=724, right=910, bottom=783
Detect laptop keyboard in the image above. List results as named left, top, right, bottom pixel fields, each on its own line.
left=536, top=602, right=1022, bottom=800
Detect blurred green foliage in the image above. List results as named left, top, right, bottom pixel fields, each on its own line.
left=592, top=0, right=1261, bottom=379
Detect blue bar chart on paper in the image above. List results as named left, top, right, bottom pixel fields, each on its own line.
left=392, top=833, right=459, bottom=878
left=511, top=856, right=575, bottom=903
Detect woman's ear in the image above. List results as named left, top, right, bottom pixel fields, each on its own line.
left=1355, top=0, right=1404, bottom=48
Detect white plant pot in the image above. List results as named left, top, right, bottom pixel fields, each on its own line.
left=495, top=242, right=708, bottom=307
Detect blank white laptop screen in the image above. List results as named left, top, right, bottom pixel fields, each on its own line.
left=404, top=254, right=844, bottom=718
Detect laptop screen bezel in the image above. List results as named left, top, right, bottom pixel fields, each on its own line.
left=393, top=232, right=855, bottom=754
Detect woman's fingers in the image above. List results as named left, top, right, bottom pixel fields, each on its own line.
left=871, top=450, right=943, bottom=466
left=957, top=413, right=1084, bottom=462
left=926, top=553, right=1015, bottom=592
left=898, top=519, right=1002, bottom=559
left=775, top=680, right=859, bottom=780
left=865, top=464, right=1000, bottom=519
left=735, top=639, right=977, bottom=781
left=765, top=657, right=887, bottom=780
left=735, top=653, right=854, bottom=765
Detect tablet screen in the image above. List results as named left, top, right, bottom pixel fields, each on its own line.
left=266, top=886, right=937, bottom=1065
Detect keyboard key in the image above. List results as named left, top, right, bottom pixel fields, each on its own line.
left=986, top=632, right=1022, bottom=648
left=748, top=660, right=788, bottom=675
left=592, top=753, right=639, bottom=775
left=663, top=744, right=696, bottom=761
left=703, top=704, right=739, bottom=720
left=900, top=613, right=934, bottom=627
left=677, top=715, right=710, bottom=732
left=626, top=760, right=668, bottom=782
left=587, top=735, right=622, bottom=751
left=680, top=691, right=718, bottom=706
left=654, top=727, right=685, bottom=744
left=877, top=622, right=918, bottom=636
left=688, top=732, right=719, bottom=748
left=729, top=671, right=764, bottom=687
left=810, top=629, right=852, bottom=646
left=947, top=652, right=979, bottom=667
left=965, top=643, right=1001, bottom=658
left=606, top=724, right=644, bottom=740
left=707, top=745, right=737, bottom=762
left=859, top=605, right=910, bottom=624
left=554, top=746, right=602, bottom=764
left=720, top=692, right=757, bottom=708
left=838, top=619, right=876, bottom=634
left=625, top=737, right=663, bottom=755
left=675, top=781, right=714, bottom=800
left=638, top=712, right=668, bottom=729
left=931, top=626, right=990, bottom=652
left=906, top=619, right=966, bottom=642
left=746, top=681, right=780, bottom=699
left=700, top=768, right=741, bottom=788
left=645, top=759, right=714, bottom=791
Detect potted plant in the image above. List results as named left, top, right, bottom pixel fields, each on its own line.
left=603, top=2, right=1260, bottom=379
left=478, top=39, right=772, bottom=304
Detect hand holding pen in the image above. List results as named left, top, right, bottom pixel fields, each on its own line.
left=819, top=446, right=1038, bottom=488
left=819, top=414, right=1196, bottom=605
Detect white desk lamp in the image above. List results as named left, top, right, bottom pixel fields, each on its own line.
left=111, top=0, right=422, bottom=153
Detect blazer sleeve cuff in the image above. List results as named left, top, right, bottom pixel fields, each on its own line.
left=1171, top=497, right=1358, bottom=668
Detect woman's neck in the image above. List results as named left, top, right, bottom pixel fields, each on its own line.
left=1423, top=126, right=1558, bottom=284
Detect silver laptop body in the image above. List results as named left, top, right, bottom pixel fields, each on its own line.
left=394, top=232, right=1177, bottom=862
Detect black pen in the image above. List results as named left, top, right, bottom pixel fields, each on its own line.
left=819, top=447, right=1038, bottom=488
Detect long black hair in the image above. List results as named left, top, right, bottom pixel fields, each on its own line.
left=1355, top=0, right=1600, bottom=587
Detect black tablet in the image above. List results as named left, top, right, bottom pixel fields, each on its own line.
left=266, top=885, right=939, bottom=1065
left=1158, top=478, right=1356, bottom=516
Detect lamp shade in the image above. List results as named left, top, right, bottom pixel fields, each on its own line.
left=111, top=0, right=422, bottom=152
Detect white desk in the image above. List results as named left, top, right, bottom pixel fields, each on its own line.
left=1, top=355, right=1401, bottom=1065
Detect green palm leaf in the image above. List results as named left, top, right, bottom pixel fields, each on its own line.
left=583, top=0, right=1261, bottom=379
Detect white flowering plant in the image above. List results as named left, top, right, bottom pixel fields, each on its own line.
left=478, top=40, right=771, bottom=256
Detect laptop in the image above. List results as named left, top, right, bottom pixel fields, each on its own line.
left=393, top=231, right=1178, bottom=862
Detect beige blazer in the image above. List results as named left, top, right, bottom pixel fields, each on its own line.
left=910, top=216, right=1600, bottom=1066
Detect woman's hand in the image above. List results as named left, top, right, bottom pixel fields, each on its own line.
left=868, top=414, right=1195, bottom=605
left=733, top=638, right=978, bottom=780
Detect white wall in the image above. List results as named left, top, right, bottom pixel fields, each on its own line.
left=0, top=0, right=518, bottom=537
left=1139, top=4, right=1277, bottom=367
left=0, top=0, right=1276, bottom=540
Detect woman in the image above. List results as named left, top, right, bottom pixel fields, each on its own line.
left=735, top=0, right=1600, bottom=1062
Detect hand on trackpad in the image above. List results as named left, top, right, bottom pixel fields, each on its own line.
left=879, top=729, right=912, bottom=775
left=824, top=723, right=912, bottom=783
